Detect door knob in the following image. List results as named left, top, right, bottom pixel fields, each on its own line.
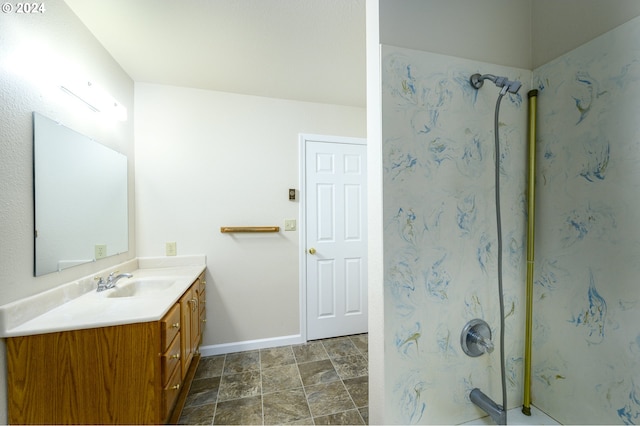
left=308, top=248, right=316, bottom=255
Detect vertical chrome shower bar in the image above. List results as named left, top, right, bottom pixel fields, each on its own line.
left=523, top=89, right=538, bottom=416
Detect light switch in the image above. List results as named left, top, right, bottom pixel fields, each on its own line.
left=284, top=219, right=296, bottom=231
left=166, top=242, right=177, bottom=256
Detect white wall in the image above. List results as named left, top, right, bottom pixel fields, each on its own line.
left=134, top=83, right=366, bottom=349
left=532, top=0, right=640, bottom=67
left=0, top=3, right=134, bottom=424
left=378, top=0, right=640, bottom=71
left=379, top=0, right=533, bottom=70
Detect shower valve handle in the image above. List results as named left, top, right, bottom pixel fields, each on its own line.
left=461, top=319, right=494, bottom=357
left=470, top=329, right=494, bottom=353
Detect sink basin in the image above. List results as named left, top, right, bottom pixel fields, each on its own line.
left=105, top=278, right=177, bottom=298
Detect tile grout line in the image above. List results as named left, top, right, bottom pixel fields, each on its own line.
left=347, top=335, right=368, bottom=425
left=292, top=344, right=316, bottom=424
left=325, top=338, right=358, bottom=422
left=211, top=354, right=226, bottom=425
left=259, top=349, right=265, bottom=426
left=263, top=345, right=312, bottom=425
left=327, top=337, right=365, bottom=424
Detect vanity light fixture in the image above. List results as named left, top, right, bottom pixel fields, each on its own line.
left=6, top=39, right=127, bottom=121
left=60, top=78, right=127, bottom=122
left=60, top=81, right=99, bottom=112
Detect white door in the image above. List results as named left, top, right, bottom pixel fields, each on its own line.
left=303, top=136, right=367, bottom=340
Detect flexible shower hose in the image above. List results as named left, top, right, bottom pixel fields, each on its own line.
left=493, top=92, right=508, bottom=422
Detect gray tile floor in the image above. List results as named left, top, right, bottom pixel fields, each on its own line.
left=178, top=334, right=368, bottom=425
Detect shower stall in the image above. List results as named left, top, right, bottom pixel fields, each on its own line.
left=373, top=9, right=640, bottom=425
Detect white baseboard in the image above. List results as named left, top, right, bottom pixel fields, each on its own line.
left=199, top=334, right=306, bottom=357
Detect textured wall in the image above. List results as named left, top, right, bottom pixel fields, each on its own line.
left=381, top=45, right=531, bottom=424
left=532, top=15, right=640, bottom=425
left=0, top=2, right=135, bottom=302
left=0, top=4, right=134, bottom=424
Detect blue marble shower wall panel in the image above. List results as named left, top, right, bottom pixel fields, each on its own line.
left=532, top=15, right=640, bottom=425
left=381, top=45, right=531, bottom=424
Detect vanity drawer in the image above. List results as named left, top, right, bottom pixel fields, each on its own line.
left=161, top=331, right=181, bottom=386
left=161, top=303, right=181, bottom=352
left=162, top=360, right=182, bottom=422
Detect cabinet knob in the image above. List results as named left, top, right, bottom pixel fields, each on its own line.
left=171, top=383, right=180, bottom=390
left=171, top=322, right=180, bottom=328
left=202, top=319, right=207, bottom=323
left=170, top=354, right=180, bottom=360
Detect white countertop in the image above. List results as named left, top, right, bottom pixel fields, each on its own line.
left=0, top=255, right=206, bottom=338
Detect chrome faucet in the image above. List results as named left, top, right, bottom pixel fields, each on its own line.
left=107, top=271, right=133, bottom=287
left=96, top=271, right=133, bottom=292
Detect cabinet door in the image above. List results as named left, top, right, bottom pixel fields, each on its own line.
left=198, top=288, right=206, bottom=346
left=180, top=286, right=194, bottom=378
left=198, top=272, right=206, bottom=336
left=190, top=283, right=200, bottom=355
left=7, top=323, right=160, bottom=424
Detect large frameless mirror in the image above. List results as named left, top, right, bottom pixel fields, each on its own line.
left=33, top=112, right=128, bottom=276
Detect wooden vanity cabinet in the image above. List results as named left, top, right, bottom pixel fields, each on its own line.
left=6, top=273, right=206, bottom=425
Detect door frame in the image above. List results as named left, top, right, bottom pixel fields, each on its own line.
left=298, top=133, right=367, bottom=342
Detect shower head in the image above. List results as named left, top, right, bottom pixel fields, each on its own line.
left=470, top=73, right=521, bottom=94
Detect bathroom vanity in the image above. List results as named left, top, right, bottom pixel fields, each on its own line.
left=0, top=256, right=206, bottom=424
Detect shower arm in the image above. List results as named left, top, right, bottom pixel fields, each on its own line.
left=470, top=73, right=522, bottom=94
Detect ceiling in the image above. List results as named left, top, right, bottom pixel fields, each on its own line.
left=63, top=0, right=366, bottom=108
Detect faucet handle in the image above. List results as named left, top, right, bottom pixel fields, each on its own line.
left=94, top=276, right=107, bottom=292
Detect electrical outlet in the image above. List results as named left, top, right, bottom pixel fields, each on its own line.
left=166, top=242, right=177, bottom=256
left=284, top=219, right=296, bottom=231
left=95, top=244, right=107, bottom=259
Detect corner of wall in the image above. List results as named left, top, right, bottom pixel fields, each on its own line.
left=365, top=0, right=386, bottom=424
